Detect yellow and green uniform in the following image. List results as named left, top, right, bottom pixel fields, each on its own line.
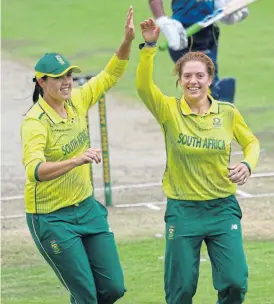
left=137, top=46, right=259, bottom=304
left=22, top=53, right=128, bottom=304
left=136, top=46, right=260, bottom=201
left=21, top=54, right=128, bottom=214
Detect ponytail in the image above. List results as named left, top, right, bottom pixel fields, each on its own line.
left=32, top=76, right=47, bottom=104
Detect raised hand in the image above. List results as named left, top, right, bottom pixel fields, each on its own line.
left=124, top=6, right=135, bottom=43
left=140, top=18, right=160, bottom=43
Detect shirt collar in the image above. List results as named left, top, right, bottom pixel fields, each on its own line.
left=180, top=95, right=219, bottom=116
left=38, top=97, right=76, bottom=124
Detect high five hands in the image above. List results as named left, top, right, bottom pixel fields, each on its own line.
left=140, top=18, right=160, bottom=44
left=124, top=6, right=135, bottom=43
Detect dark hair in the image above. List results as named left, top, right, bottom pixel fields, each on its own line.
left=32, top=76, right=47, bottom=103
left=173, top=52, right=215, bottom=88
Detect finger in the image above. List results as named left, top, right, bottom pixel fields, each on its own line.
left=87, top=148, right=101, bottom=153
left=140, top=22, right=147, bottom=30
left=230, top=170, right=246, bottom=182
left=148, top=18, right=154, bottom=27
left=83, top=156, right=93, bottom=164
left=86, top=151, right=100, bottom=161
left=127, top=5, right=133, bottom=18
left=237, top=176, right=248, bottom=186
left=126, top=9, right=133, bottom=27
left=235, top=170, right=247, bottom=181
left=94, top=152, right=101, bottom=163
left=228, top=164, right=237, bottom=171
left=88, top=153, right=100, bottom=164
left=156, top=26, right=161, bottom=36
left=92, top=151, right=102, bottom=162
left=243, top=176, right=248, bottom=185
left=228, top=168, right=240, bottom=178
left=229, top=164, right=249, bottom=178
left=229, top=170, right=242, bottom=182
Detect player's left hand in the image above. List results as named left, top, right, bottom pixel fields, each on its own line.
left=221, top=7, right=249, bottom=25
left=228, top=162, right=251, bottom=185
left=124, top=6, right=135, bottom=42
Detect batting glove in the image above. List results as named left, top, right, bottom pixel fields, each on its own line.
left=156, top=16, right=188, bottom=50
left=215, top=0, right=249, bottom=25
left=221, top=7, right=249, bottom=24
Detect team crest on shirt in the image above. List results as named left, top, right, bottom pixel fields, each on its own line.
left=50, top=240, right=62, bottom=254
left=212, top=117, right=222, bottom=128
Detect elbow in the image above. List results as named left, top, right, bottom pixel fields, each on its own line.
left=26, top=161, right=43, bottom=182
left=136, top=86, right=147, bottom=102
left=251, top=137, right=260, bottom=150
left=136, top=71, right=146, bottom=94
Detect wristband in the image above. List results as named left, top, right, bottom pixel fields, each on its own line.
left=145, top=41, right=157, bottom=47
left=139, top=42, right=157, bottom=50
left=241, top=161, right=251, bottom=175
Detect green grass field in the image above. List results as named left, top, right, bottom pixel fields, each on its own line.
left=2, top=0, right=274, bottom=138
left=2, top=0, right=274, bottom=303
left=2, top=238, right=274, bottom=304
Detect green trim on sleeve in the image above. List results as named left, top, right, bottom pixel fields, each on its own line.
left=241, top=161, right=251, bottom=174
left=34, top=162, right=43, bottom=181
left=38, top=112, right=46, bottom=120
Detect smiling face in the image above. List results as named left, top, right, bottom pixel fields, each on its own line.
left=180, top=60, right=212, bottom=103
left=38, top=70, right=73, bottom=102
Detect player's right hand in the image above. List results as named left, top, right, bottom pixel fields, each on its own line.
left=140, top=18, right=160, bottom=43
left=156, top=16, right=188, bottom=51
left=75, top=148, right=101, bottom=166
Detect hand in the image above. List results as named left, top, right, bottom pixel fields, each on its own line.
left=155, top=16, right=187, bottom=50
left=228, top=163, right=250, bottom=186
left=221, top=7, right=249, bottom=25
left=124, top=6, right=135, bottom=43
left=140, top=18, right=160, bottom=44
left=75, top=148, right=101, bottom=166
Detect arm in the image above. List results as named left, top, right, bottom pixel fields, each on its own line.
left=36, top=149, right=101, bottom=182
left=136, top=19, right=169, bottom=123
left=233, top=107, right=260, bottom=172
left=21, top=119, right=101, bottom=182
left=71, top=6, right=135, bottom=112
left=136, top=47, right=168, bottom=123
left=116, top=6, right=135, bottom=60
left=228, top=108, right=259, bottom=185
left=21, top=119, right=47, bottom=182
left=149, top=0, right=165, bottom=18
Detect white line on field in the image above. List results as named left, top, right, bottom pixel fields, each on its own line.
left=1, top=171, right=274, bottom=202
left=1, top=214, right=25, bottom=220
left=251, top=172, right=274, bottom=178
left=1, top=194, right=24, bottom=201
left=236, top=190, right=253, bottom=198
left=111, top=182, right=161, bottom=191
left=144, top=203, right=162, bottom=210
left=2, top=193, right=274, bottom=220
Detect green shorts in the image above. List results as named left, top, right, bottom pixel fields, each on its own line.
left=26, top=196, right=125, bottom=304
left=164, top=195, right=248, bottom=304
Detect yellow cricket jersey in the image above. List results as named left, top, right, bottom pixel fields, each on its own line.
left=21, top=54, right=128, bottom=213
left=136, top=47, right=260, bottom=201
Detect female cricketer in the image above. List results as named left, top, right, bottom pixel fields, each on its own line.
left=136, top=19, right=260, bottom=304
left=149, top=0, right=249, bottom=103
left=20, top=7, right=135, bottom=304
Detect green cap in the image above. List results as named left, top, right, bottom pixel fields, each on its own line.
left=34, top=53, right=81, bottom=79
